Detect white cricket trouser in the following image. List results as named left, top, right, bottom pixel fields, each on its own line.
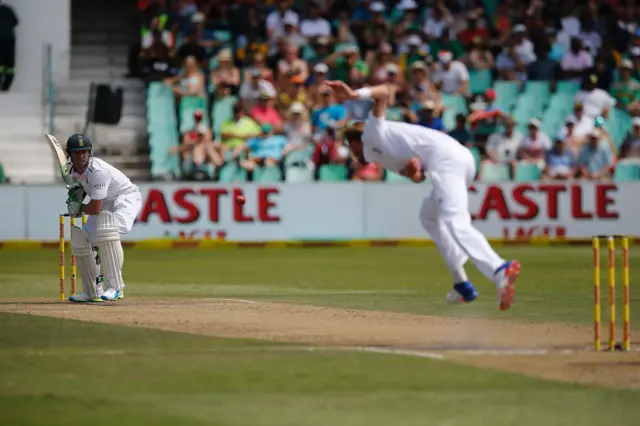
left=419, top=149, right=504, bottom=283
left=84, top=190, right=143, bottom=246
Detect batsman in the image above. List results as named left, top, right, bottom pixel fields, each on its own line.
left=64, top=134, right=142, bottom=302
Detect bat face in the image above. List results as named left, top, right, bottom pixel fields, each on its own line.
left=45, top=134, right=74, bottom=187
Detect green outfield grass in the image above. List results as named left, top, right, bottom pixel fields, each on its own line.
left=1, top=246, right=639, bottom=424
left=1, top=312, right=639, bottom=426
left=0, top=246, right=639, bottom=324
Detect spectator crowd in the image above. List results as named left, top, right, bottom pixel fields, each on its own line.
left=134, top=0, right=640, bottom=183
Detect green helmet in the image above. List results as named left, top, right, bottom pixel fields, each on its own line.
left=66, top=134, right=92, bottom=155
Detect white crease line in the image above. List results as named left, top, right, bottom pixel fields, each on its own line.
left=450, top=349, right=549, bottom=356
left=203, top=298, right=258, bottom=304
left=355, top=346, right=445, bottom=360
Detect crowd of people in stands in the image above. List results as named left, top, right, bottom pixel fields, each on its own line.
left=133, top=0, right=640, bottom=182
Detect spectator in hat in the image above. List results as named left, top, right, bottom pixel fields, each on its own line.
left=276, top=43, right=309, bottom=88
left=311, top=86, right=347, bottom=132
left=279, top=11, right=306, bottom=49
left=219, top=102, right=262, bottom=163
left=417, top=100, right=445, bottom=131
left=612, top=59, right=640, bottom=116
left=300, top=1, right=331, bottom=39
left=239, top=69, right=276, bottom=110
left=278, top=75, right=308, bottom=112
left=423, top=1, right=453, bottom=40
left=326, top=44, right=369, bottom=84
left=242, top=52, right=273, bottom=85
left=560, top=102, right=595, bottom=141
left=482, top=116, right=523, bottom=179
left=465, top=36, right=494, bottom=70
left=574, top=74, right=616, bottom=119
left=577, top=130, right=613, bottom=180
left=542, top=136, right=577, bottom=180
left=561, top=37, right=593, bottom=82
left=407, top=61, right=441, bottom=110
left=512, top=24, right=536, bottom=65
left=432, top=50, right=469, bottom=95
left=398, top=34, right=429, bottom=73
left=250, top=86, right=283, bottom=132
left=241, top=123, right=288, bottom=173
left=266, top=0, right=299, bottom=39
left=307, top=36, right=332, bottom=66
left=368, top=1, right=389, bottom=27
left=559, top=116, right=584, bottom=155
left=283, top=102, right=312, bottom=156
left=448, top=113, right=473, bottom=147
left=211, top=49, right=240, bottom=93
left=307, top=63, right=329, bottom=109
left=517, top=118, right=552, bottom=164
left=468, top=89, right=507, bottom=143
left=392, top=0, right=420, bottom=33
left=619, top=117, right=640, bottom=162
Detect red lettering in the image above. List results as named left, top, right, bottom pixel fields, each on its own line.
left=258, top=188, right=280, bottom=222
left=512, top=184, right=539, bottom=220
left=173, top=189, right=200, bottom=224
left=138, top=189, right=171, bottom=223
left=477, top=186, right=510, bottom=220
left=556, top=226, right=566, bottom=238
left=515, top=226, right=532, bottom=239
left=233, top=189, right=254, bottom=222
left=571, top=185, right=592, bottom=219
left=538, top=184, right=565, bottom=219
left=200, top=188, right=228, bottom=222
left=596, top=184, right=618, bottom=219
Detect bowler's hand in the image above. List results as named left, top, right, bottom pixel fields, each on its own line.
left=325, top=81, right=357, bottom=101
left=400, top=157, right=426, bottom=183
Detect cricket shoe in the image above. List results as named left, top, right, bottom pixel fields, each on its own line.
left=100, top=288, right=121, bottom=301
left=69, top=292, right=103, bottom=303
left=446, top=281, right=478, bottom=305
left=494, top=260, right=520, bottom=311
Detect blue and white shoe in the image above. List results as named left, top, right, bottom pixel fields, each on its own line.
left=494, top=260, right=520, bottom=311
left=100, top=288, right=120, bottom=301
left=446, top=281, right=478, bottom=305
left=69, top=292, right=103, bottom=303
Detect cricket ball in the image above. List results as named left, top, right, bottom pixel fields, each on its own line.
left=236, top=194, right=246, bottom=205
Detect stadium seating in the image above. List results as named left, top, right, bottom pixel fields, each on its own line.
left=318, top=164, right=348, bottom=181
left=0, top=163, right=6, bottom=183
left=493, top=81, right=519, bottom=112
left=218, top=162, right=248, bottom=183
left=469, top=69, right=492, bottom=95
left=613, top=162, right=640, bottom=181
left=480, top=163, right=510, bottom=182
left=147, top=82, right=181, bottom=179
left=513, top=161, right=542, bottom=181
left=285, top=167, right=314, bottom=183
left=211, top=96, right=237, bottom=139
left=253, top=165, right=283, bottom=183
left=179, top=96, right=208, bottom=133
left=385, top=170, right=412, bottom=183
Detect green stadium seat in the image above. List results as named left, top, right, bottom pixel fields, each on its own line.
left=556, top=81, right=580, bottom=96
left=442, top=109, right=457, bottom=130
left=546, top=93, right=574, bottom=117
left=469, top=69, right=492, bottom=95
left=285, top=166, right=314, bottom=183
left=147, top=82, right=181, bottom=179
left=318, top=164, right=348, bottom=181
left=385, top=170, right=412, bottom=183
left=613, top=162, right=640, bottom=181
left=253, top=165, right=283, bottom=183
left=0, top=163, right=6, bottom=183
left=284, top=150, right=312, bottom=167
left=218, top=162, right=248, bottom=183
left=212, top=95, right=237, bottom=139
left=480, top=163, right=511, bottom=182
left=440, top=94, right=468, bottom=114
left=513, top=161, right=542, bottom=181
left=494, top=80, right=519, bottom=112
left=468, top=146, right=481, bottom=172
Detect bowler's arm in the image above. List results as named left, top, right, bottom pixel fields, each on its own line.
left=366, top=84, right=392, bottom=119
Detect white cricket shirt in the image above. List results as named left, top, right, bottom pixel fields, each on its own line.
left=362, top=114, right=469, bottom=173
left=72, top=157, right=138, bottom=204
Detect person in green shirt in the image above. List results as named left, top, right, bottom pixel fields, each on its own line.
left=612, top=59, right=640, bottom=115
left=219, top=102, right=262, bottom=162
left=430, top=29, right=464, bottom=60
left=326, top=45, right=369, bottom=84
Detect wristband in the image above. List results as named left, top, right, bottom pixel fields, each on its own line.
left=355, top=88, right=372, bottom=100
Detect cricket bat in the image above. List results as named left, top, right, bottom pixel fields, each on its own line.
left=45, top=133, right=75, bottom=188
